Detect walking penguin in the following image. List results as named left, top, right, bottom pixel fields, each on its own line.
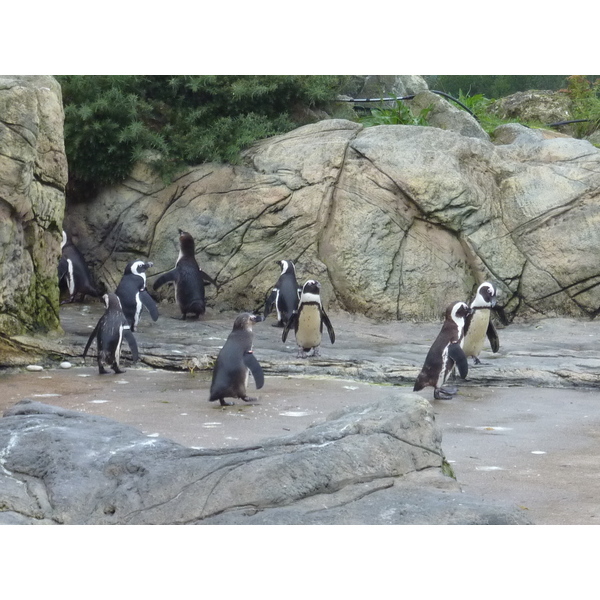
left=282, top=279, right=335, bottom=358
left=153, top=229, right=217, bottom=320
left=115, top=259, right=159, bottom=331
left=83, top=293, right=139, bottom=374
left=263, top=260, right=300, bottom=327
left=209, top=313, right=264, bottom=407
left=414, top=301, right=472, bottom=400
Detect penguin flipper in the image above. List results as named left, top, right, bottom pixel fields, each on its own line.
left=153, top=270, right=177, bottom=291
left=140, top=290, right=159, bottom=321
left=320, top=308, right=336, bottom=344
left=58, top=257, right=68, bottom=282
left=83, top=322, right=100, bottom=360
left=487, top=321, right=500, bottom=353
left=264, top=288, right=277, bottom=318
left=282, top=312, right=298, bottom=343
left=448, top=343, right=469, bottom=379
left=123, top=326, right=139, bottom=362
left=200, top=269, right=217, bottom=287
left=243, top=351, right=264, bottom=389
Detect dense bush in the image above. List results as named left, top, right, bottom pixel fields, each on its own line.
left=57, top=75, right=350, bottom=200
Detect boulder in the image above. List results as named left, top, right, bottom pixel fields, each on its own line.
left=0, top=76, right=67, bottom=359
left=0, top=397, right=530, bottom=524
left=64, top=117, right=600, bottom=323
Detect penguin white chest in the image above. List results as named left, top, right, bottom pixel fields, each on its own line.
left=463, top=309, right=490, bottom=357
left=296, top=305, right=322, bottom=349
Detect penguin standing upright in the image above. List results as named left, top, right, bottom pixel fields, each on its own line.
left=83, top=293, right=139, bottom=374
left=58, top=230, right=100, bottom=303
left=413, top=301, right=472, bottom=400
left=462, top=281, right=500, bottom=364
left=153, top=229, right=217, bottom=320
left=115, top=260, right=159, bottom=331
left=209, top=313, right=264, bottom=407
left=263, top=260, right=300, bottom=327
left=282, top=279, right=335, bottom=358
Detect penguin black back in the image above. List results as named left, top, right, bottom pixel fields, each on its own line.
left=153, top=229, right=217, bottom=320
left=264, top=259, right=300, bottom=327
left=58, top=230, right=100, bottom=303
left=209, top=313, right=264, bottom=407
left=83, top=293, right=139, bottom=374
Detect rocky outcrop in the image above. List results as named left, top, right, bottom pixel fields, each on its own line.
left=64, top=118, right=600, bottom=323
left=0, top=397, right=530, bottom=524
left=0, top=76, right=67, bottom=361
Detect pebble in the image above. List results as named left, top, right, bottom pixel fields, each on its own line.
left=59, top=361, right=72, bottom=369
left=26, top=365, right=44, bottom=371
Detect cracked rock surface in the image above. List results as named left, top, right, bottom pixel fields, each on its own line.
left=63, top=119, right=600, bottom=322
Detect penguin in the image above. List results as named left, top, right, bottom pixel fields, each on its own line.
left=115, top=259, right=159, bottom=331
left=462, top=281, right=500, bottom=364
left=282, top=279, right=335, bottom=358
left=83, top=293, right=139, bottom=375
left=58, top=230, right=100, bottom=303
left=263, top=260, right=300, bottom=327
left=413, top=301, right=472, bottom=400
left=153, top=229, right=217, bottom=320
left=209, top=312, right=264, bottom=407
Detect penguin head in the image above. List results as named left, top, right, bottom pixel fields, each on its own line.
left=300, top=279, right=322, bottom=305
left=178, top=230, right=195, bottom=254
left=233, top=312, right=262, bottom=331
left=277, top=260, right=295, bottom=275
left=103, top=292, right=123, bottom=311
left=125, top=260, right=154, bottom=277
left=471, top=282, right=497, bottom=309
left=448, top=301, right=472, bottom=324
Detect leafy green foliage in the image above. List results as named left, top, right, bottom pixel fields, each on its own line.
left=358, top=97, right=432, bottom=127
left=559, top=75, right=600, bottom=136
left=57, top=75, right=349, bottom=198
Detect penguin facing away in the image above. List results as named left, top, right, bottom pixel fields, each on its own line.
left=282, top=279, right=335, bottom=358
left=58, top=230, right=100, bottom=304
left=413, top=301, right=472, bottom=400
left=115, top=260, right=159, bottom=332
left=209, top=313, right=264, bottom=407
left=153, top=229, right=217, bottom=320
left=263, top=260, right=300, bottom=328
left=462, top=281, right=500, bottom=364
left=83, top=293, right=139, bottom=375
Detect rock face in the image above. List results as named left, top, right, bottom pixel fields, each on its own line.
left=65, top=117, right=600, bottom=322
left=0, top=76, right=67, bottom=357
left=0, top=397, right=529, bottom=525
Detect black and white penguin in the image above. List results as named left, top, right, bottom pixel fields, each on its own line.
left=282, top=279, right=335, bottom=358
left=115, top=259, right=159, bottom=331
left=263, top=260, right=300, bottom=327
left=413, top=301, right=472, bottom=400
left=83, top=293, right=139, bottom=375
left=58, top=230, right=100, bottom=304
left=209, top=312, right=264, bottom=407
left=153, top=229, right=217, bottom=320
left=462, top=281, right=500, bottom=364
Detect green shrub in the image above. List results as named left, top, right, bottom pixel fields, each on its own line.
left=57, top=75, right=349, bottom=199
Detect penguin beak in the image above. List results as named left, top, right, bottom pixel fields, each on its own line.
left=251, top=314, right=264, bottom=323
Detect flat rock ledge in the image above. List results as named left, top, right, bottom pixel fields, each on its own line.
left=0, top=397, right=529, bottom=525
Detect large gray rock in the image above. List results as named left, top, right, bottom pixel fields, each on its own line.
left=65, top=117, right=600, bottom=322
left=0, top=76, right=66, bottom=354
left=0, top=397, right=530, bottom=524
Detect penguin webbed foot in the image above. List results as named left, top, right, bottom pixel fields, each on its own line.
left=296, top=349, right=309, bottom=359
left=218, top=399, right=234, bottom=407
left=434, top=387, right=457, bottom=400
left=241, top=396, right=258, bottom=403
